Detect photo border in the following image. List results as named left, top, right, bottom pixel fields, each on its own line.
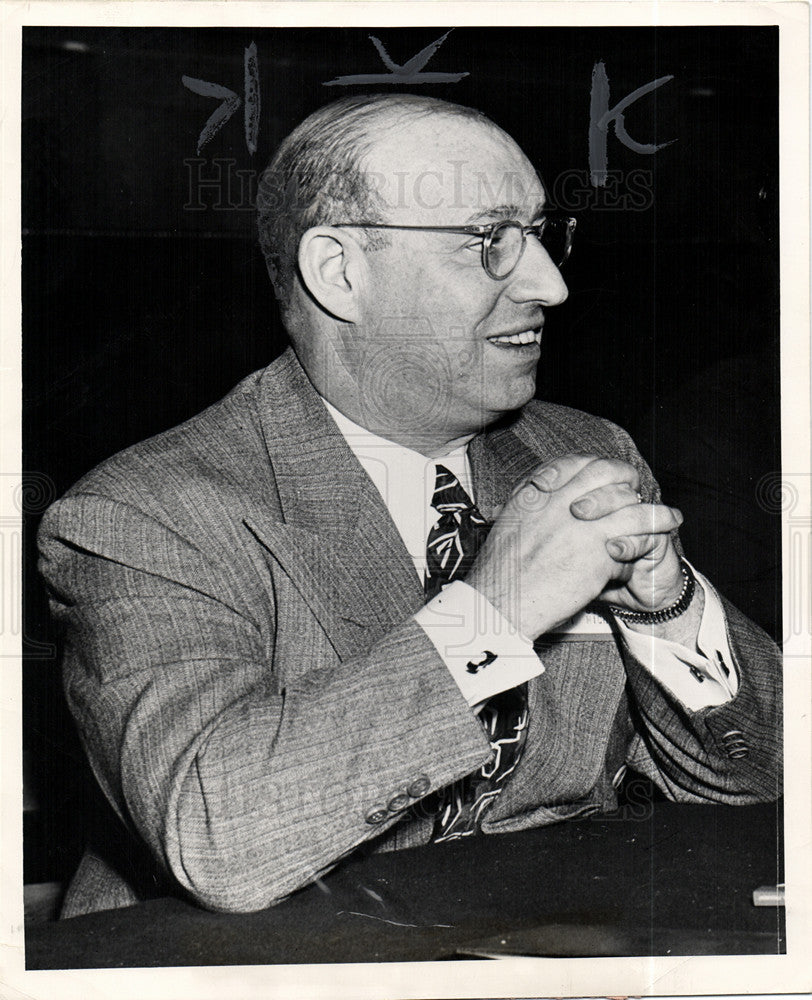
left=2, top=2, right=809, bottom=998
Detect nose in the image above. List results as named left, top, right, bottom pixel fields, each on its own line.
left=506, top=235, right=569, bottom=307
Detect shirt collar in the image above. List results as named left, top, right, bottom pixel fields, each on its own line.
left=321, top=398, right=474, bottom=576
left=321, top=398, right=474, bottom=500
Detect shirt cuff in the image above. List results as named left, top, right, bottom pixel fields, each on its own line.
left=414, top=580, right=545, bottom=707
left=615, top=565, right=739, bottom=711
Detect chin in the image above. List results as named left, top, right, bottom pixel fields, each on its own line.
left=475, top=391, right=535, bottom=431
left=492, top=376, right=537, bottom=415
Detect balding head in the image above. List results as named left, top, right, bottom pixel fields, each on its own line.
left=256, top=94, right=501, bottom=315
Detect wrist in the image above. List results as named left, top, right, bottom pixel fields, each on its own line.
left=624, top=582, right=704, bottom=645
left=464, top=572, right=560, bottom=642
left=608, top=559, right=696, bottom=625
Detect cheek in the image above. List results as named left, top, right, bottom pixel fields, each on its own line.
left=368, top=252, right=494, bottom=334
left=360, top=256, right=504, bottom=411
left=449, top=338, right=486, bottom=383
left=355, top=344, right=465, bottom=435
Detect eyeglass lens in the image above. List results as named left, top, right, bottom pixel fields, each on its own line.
left=486, top=219, right=573, bottom=277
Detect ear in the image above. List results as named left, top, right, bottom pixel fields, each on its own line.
left=297, top=227, right=366, bottom=323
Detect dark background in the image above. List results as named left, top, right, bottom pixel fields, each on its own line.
left=22, top=26, right=781, bottom=888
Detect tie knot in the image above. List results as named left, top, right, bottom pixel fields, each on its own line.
left=431, top=465, right=474, bottom=514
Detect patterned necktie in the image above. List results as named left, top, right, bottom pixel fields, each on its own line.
left=425, top=465, right=528, bottom=842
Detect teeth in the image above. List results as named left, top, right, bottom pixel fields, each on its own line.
left=489, top=329, right=541, bottom=346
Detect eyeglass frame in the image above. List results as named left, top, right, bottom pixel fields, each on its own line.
left=332, top=216, right=577, bottom=280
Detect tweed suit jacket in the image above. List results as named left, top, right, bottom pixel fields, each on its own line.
left=39, top=348, right=782, bottom=917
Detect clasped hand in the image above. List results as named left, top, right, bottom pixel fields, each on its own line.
left=466, top=454, right=685, bottom=640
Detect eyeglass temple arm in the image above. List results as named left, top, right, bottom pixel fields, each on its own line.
left=334, top=223, right=489, bottom=234
left=335, top=219, right=575, bottom=234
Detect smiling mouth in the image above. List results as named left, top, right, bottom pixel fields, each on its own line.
left=487, top=328, right=542, bottom=347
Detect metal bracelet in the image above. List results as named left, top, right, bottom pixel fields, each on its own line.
left=609, top=560, right=696, bottom=624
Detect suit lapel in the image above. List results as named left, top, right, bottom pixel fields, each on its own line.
left=469, top=414, right=543, bottom=517
left=248, top=350, right=424, bottom=640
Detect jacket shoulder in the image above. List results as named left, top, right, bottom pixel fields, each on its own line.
left=514, top=399, right=640, bottom=461
left=43, top=365, right=280, bottom=530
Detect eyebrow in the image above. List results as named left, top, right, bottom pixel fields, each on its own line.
left=464, top=201, right=548, bottom=224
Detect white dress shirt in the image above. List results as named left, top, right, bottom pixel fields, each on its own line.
left=322, top=399, right=738, bottom=712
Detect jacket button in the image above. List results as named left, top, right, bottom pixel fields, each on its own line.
left=387, top=793, right=411, bottom=813
left=406, top=775, right=431, bottom=798
left=365, top=806, right=388, bottom=825
left=719, top=729, right=749, bottom=758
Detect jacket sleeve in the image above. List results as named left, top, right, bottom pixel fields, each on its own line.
left=602, top=420, right=782, bottom=802
left=39, top=492, right=492, bottom=913
left=621, top=597, right=782, bottom=802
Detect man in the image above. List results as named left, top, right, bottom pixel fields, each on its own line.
left=39, top=94, right=781, bottom=917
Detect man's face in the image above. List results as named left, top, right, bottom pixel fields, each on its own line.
left=332, top=114, right=569, bottom=447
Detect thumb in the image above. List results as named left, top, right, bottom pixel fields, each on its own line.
left=606, top=534, right=660, bottom=562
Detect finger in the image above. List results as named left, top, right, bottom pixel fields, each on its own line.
left=561, top=456, right=641, bottom=499
left=570, top=483, right=640, bottom=520
left=601, top=502, right=683, bottom=538
left=605, top=533, right=660, bottom=562
left=520, top=454, right=597, bottom=494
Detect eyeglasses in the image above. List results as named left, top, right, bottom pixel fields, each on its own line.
left=333, top=215, right=576, bottom=280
